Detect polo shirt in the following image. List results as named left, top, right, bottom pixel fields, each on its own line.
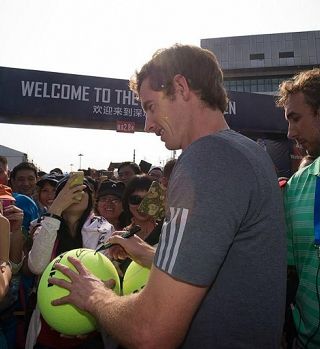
left=284, top=156, right=320, bottom=348
left=13, top=193, right=40, bottom=231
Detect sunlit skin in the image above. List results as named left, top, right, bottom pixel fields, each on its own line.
left=141, top=75, right=228, bottom=151
left=285, top=91, right=320, bottom=157
left=11, top=169, right=37, bottom=196
left=141, top=77, right=188, bottom=150
left=38, top=182, right=56, bottom=208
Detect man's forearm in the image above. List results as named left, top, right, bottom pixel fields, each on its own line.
left=133, top=245, right=156, bottom=269
left=90, top=288, right=151, bottom=349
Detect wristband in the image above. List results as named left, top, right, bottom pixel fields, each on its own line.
left=42, top=213, right=63, bottom=222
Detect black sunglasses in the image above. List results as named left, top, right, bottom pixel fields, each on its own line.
left=128, top=194, right=144, bottom=205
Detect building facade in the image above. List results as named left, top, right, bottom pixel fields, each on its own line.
left=201, top=30, right=320, bottom=94
left=201, top=31, right=320, bottom=176
left=0, top=144, right=28, bottom=170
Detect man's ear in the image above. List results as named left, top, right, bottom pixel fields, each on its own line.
left=172, top=74, right=190, bottom=101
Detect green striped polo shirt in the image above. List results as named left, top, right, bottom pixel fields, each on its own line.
left=284, top=157, right=320, bottom=348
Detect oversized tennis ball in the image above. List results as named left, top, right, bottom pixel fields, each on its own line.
left=122, top=261, right=150, bottom=295
left=37, top=248, right=120, bottom=335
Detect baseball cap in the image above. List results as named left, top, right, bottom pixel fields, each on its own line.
left=37, top=174, right=59, bottom=188
left=97, top=180, right=125, bottom=200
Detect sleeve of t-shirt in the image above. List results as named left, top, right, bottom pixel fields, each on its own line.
left=154, top=140, right=256, bottom=286
left=14, top=195, right=40, bottom=231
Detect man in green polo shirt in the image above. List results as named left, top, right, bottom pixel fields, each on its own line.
left=277, top=68, right=320, bottom=349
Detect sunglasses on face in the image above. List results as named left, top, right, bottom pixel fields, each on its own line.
left=128, top=194, right=144, bottom=206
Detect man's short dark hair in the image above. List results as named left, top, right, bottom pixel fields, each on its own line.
left=129, top=44, right=228, bottom=113
left=10, top=162, right=38, bottom=180
left=276, top=68, right=320, bottom=114
left=118, top=161, right=141, bottom=175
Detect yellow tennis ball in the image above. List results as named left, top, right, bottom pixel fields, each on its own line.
left=37, top=248, right=120, bottom=335
left=122, top=261, right=150, bottom=295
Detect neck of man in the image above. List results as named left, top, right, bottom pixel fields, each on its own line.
left=183, top=107, right=229, bottom=150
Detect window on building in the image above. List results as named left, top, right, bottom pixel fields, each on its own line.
left=279, top=51, right=294, bottom=58
left=250, top=53, right=265, bottom=60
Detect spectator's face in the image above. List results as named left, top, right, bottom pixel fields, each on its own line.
left=96, top=194, right=123, bottom=222
left=128, top=190, right=150, bottom=221
left=0, top=162, right=9, bottom=185
left=39, top=182, right=56, bottom=208
left=148, top=169, right=163, bottom=182
left=118, top=166, right=136, bottom=185
left=285, top=92, right=320, bottom=157
left=11, top=169, right=37, bottom=196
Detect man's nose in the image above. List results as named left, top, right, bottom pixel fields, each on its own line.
left=21, top=178, right=29, bottom=185
left=144, top=114, right=156, bottom=133
left=287, top=122, right=297, bottom=140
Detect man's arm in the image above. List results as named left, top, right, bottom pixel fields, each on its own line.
left=52, top=257, right=208, bottom=349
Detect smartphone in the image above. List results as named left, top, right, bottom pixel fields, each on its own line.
left=69, top=171, right=84, bottom=188
left=0, top=199, right=13, bottom=209
left=69, top=171, right=84, bottom=201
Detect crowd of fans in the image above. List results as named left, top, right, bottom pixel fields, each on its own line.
left=0, top=156, right=175, bottom=348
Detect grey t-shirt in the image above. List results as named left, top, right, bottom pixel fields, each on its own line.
left=154, top=130, right=286, bottom=348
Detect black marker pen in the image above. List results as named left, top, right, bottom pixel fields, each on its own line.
left=94, top=225, right=141, bottom=254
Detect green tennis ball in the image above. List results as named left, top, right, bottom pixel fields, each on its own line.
left=37, top=248, right=120, bottom=335
left=122, top=261, right=150, bottom=295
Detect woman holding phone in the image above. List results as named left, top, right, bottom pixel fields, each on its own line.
left=26, top=172, right=113, bottom=348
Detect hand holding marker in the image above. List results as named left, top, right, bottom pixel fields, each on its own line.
left=95, top=225, right=141, bottom=254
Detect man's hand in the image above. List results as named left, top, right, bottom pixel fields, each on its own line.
left=50, top=256, right=116, bottom=313
left=107, top=233, right=156, bottom=269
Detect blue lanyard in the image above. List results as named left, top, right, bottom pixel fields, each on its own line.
left=314, top=176, right=320, bottom=246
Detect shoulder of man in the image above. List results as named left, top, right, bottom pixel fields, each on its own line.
left=13, top=193, right=38, bottom=207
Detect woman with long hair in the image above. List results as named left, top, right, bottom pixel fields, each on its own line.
left=26, top=173, right=113, bottom=349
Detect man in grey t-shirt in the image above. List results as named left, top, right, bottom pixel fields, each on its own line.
left=49, top=44, right=286, bottom=349
left=155, top=129, right=286, bottom=348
